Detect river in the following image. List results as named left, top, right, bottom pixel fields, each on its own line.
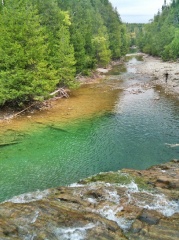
left=0, top=55, right=179, bottom=202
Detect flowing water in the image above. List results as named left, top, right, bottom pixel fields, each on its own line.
left=0, top=56, right=179, bottom=202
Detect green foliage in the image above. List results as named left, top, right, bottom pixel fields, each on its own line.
left=0, top=0, right=56, bottom=105
left=0, top=0, right=128, bottom=106
left=136, top=0, right=179, bottom=61
left=126, top=23, right=144, bottom=47
left=57, top=0, right=128, bottom=72
left=162, top=29, right=179, bottom=60
left=92, top=16, right=111, bottom=66
left=0, top=0, right=76, bottom=105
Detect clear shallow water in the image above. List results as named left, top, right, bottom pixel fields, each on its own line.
left=0, top=57, right=179, bottom=202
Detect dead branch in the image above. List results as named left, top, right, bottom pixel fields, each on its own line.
left=12, top=102, right=37, bottom=118
left=50, top=88, right=69, bottom=98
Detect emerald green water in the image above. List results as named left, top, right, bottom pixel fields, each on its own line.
left=0, top=56, right=179, bottom=202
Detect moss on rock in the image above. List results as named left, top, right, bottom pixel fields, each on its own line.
left=79, top=171, right=153, bottom=191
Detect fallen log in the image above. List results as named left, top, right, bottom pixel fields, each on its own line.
left=3, top=103, right=37, bottom=121
left=47, top=125, right=69, bottom=133
left=0, top=141, right=20, bottom=147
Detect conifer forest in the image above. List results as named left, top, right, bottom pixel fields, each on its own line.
left=131, top=0, right=179, bottom=61
left=0, top=0, right=128, bottom=106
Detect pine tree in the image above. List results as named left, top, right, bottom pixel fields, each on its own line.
left=137, top=0, right=179, bottom=60
left=0, top=0, right=57, bottom=105
left=92, top=17, right=111, bottom=67
left=0, top=0, right=129, bottom=106
left=34, top=0, right=76, bottom=87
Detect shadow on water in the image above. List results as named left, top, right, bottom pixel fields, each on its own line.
left=125, top=54, right=143, bottom=62
left=0, top=55, right=179, bottom=202
left=106, top=64, right=127, bottom=76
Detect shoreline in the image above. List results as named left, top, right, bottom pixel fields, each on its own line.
left=76, top=59, right=123, bottom=85
left=1, top=53, right=179, bottom=122
left=0, top=61, right=119, bottom=121
left=132, top=53, right=179, bottom=99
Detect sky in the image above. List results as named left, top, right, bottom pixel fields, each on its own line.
left=109, top=0, right=170, bottom=23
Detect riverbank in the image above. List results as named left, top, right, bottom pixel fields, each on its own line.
left=76, top=60, right=122, bottom=85
left=1, top=53, right=178, bottom=122
left=30, top=53, right=179, bottom=102
left=53, top=53, right=179, bottom=102
left=1, top=160, right=179, bottom=239
left=131, top=53, right=179, bottom=99
left=0, top=63, right=114, bottom=122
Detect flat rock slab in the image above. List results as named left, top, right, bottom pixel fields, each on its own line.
left=0, top=160, right=179, bottom=239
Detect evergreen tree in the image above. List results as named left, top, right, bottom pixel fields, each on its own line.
left=162, top=29, right=179, bottom=60
left=57, top=0, right=128, bottom=71
left=34, top=0, right=76, bottom=87
left=57, top=0, right=96, bottom=73
left=137, top=0, right=179, bottom=61
left=0, top=0, right=129, bottom=106
left=0, top=0, right=57, bottom=105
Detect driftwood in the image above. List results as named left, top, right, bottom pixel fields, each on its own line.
left=0, top=141, right=20, bottom=147
left=12, top=103, right=36, bottom=118
left=48, top=125, right=69, bottom=133
left=2, top=88, right=69, bottom=121
left=3, top=103, right=37, bottom=121
left=50, top=88, right=69, bottom=98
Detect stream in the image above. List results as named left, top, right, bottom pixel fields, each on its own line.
left=0, top=55, right=179, bottom=202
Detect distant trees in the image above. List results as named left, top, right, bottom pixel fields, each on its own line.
left=0, top=0, right=128, bottom=106
left=136, top=0, right=179, bottom=61
left=126, top=23, right=144, bottom=47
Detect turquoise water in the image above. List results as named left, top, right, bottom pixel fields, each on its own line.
left=0, top=57, right=179, bottom=202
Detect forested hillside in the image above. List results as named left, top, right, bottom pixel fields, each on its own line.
left=126, top=23, right=144, bottom=47
left=137, top=0, right=179, bottom=61
left=0, top=0, right=128, bottom=107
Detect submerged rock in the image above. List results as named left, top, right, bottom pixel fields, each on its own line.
left=0, top=160, right=179, bottom=239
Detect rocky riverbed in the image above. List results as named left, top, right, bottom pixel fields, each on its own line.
left=131, top=53, right=179, bottom=99
left=0, top=160, right=179, bottom=240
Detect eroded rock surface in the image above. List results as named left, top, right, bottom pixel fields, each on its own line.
left=0, top=160, right=179, bottom=239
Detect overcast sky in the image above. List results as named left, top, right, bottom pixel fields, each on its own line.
left=110, top=0, right=170, bottom=23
